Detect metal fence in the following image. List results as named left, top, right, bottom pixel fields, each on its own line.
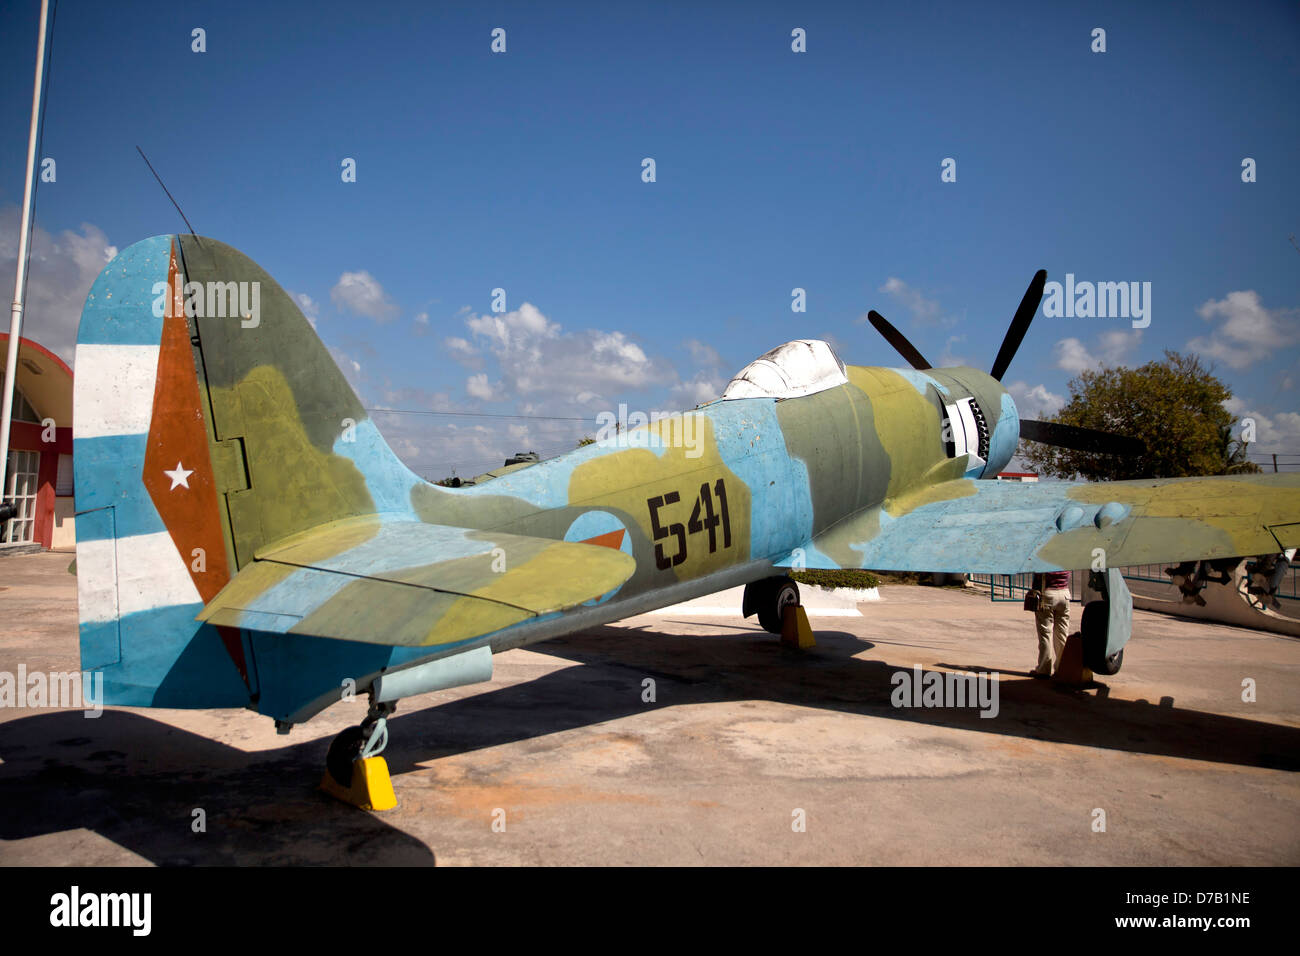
left=972, top=561, right=1299, bottom=605
left=975, top=572, right=1085, bottom=603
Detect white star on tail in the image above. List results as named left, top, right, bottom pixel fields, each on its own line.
left=164, top=461, right=194, bottom=490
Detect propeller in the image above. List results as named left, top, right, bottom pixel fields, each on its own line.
left=866, top=310, right=931, bottom=370
left=990, top=269, right=1046, bottom=381
left=866, top=269, right=1146, bottom=458
left=1019, top=418, right=1146, bottom=457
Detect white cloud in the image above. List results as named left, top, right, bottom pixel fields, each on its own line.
left=938, top=334, right=967, bottom=367
left=330, top=270, right=398, bottom=321
left=878, top=277, right=949, bottom=327
left=0, top=208, right=117, bottom=364
left=1006, top=381, right=1065, bottom=419
left=367, top=407, right=593, bottom=482
left=444, top=335, right=482, bottom=369
left=457, top=301, right=671, bottom=410
left=326, top=345, right=363, bottom=394
left=1054, top=330, right=1142, bottom=374
left=313, top=352, right=589, bottom=482
left=1222, top=398, right=1300, bottom=456
left=670, top=371, right=727, bottom=408
left=465, top=373, right=496, bottom=401
left=685, top=338, right=723, bottom=368
left=291, top=291, right=320, bottom=329
left=1054, top=337, right=1094, bottom=374
left=377, top=385, right=456, bottom=413
left=1189, top=291, right=1297, bottom=370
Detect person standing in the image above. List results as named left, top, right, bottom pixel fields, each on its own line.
left=1029, top=570, right=1071, bottom=677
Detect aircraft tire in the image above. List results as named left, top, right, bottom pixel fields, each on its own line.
left=1088, top=645, right=1123, bottom=676
left=1081, top=603, right=1123, bottom=675
left=327, top=725, right=367, bottom=786
left=758, top=578, right=800, bottom=634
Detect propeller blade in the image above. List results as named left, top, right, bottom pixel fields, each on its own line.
left=990, top=269, right=1047, bottom=381
left=1020, top=418, right=1146, bottom=457
left=866, top=310, right=932, bottom=370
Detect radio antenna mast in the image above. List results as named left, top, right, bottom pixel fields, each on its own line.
left=136, top=145, right=201, bottom=244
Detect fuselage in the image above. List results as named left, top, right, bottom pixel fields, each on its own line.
left=405, top=362, right=1019, bottom=651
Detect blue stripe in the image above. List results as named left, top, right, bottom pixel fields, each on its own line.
left=76, top=235, right=174, bottom=347
left=709, top=398, right=815, bottom=562
left=73, top=434, right=166, bottom=539
left=81, top=604, right=250, bottom=709
left=79, top=617, right=121, bottom=671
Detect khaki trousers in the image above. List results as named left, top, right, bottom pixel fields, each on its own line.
left=1034, top=588, right=1071, bottom=673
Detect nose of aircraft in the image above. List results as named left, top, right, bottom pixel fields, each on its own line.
left=982, top=388, right=1020, bottom=477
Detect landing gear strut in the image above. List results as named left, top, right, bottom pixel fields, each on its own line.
left=322, top=698, right=398, bottom=811
left=327, top=699, right=395, bottom=786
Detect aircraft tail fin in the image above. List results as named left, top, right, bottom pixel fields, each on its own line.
left=72, top=234, right=420, bottom=706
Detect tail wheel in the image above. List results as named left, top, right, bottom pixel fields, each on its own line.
left=326, top=725, right=366, bottom=787
left=758, top=578, right=800, bottom=634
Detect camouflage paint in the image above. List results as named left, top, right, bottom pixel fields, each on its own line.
left=72, top=235, right=1300, bottom=727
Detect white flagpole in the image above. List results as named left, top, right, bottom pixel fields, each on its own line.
left=0, top=0, right=52, bottom=534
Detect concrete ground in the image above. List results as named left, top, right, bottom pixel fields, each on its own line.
left=0, top=551, right=1296, bottom=866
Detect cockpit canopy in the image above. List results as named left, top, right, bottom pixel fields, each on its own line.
left=721, top=339, right=849, bottom=401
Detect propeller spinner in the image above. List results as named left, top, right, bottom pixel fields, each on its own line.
left=867, top=270, right=1146, bottom=459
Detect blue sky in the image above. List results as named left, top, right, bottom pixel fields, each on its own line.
left=2, top=0, right=1298, bottom=477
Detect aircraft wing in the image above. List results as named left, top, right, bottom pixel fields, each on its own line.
left=781, top=473, right=1300, bottom=574
left=198, top=517, right=636, bottom=646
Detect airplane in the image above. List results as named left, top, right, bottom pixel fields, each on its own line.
left=69, top=234, right=1300, bottom=802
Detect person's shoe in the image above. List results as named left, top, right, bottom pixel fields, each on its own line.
left=1029, top=668, right=1051, bottom=678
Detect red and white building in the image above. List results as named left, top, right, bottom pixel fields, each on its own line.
left=1, top=333, right=74, bottom=551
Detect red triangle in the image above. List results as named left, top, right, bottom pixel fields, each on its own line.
left=581, top=528, right=626, bottom=551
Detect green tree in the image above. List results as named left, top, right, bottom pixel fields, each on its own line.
left=577, top=436, right=596, bottom=447
left=1022, top=351, right=1259, bottom=480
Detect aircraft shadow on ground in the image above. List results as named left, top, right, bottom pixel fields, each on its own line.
left=389, top=622, right=1299, bottom=774
left=1, top=621, right=1295, bottom=865
left=0, top=710, right=435, bottom=866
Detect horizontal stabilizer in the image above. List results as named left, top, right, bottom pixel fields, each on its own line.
left=198, top=518, right=636, bottom=647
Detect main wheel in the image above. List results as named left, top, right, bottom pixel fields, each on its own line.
left=1086, top=641, right=1124, bottom=675
left=1081, top=602, right=1123, bottom=674
left=326, top=725, right=366, bottom=787
left=758, top=578, right=800, bottom=634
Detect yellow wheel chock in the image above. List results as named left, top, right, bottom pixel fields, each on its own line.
left=1051, top=632, right=1093, bottom=686
left=320, top=755, right=397, bottom=811
left=780, top=603, right=816, bottom=649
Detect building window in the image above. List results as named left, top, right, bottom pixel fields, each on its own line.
left=13, top=386, right=40, bottom=424
left=3, top=449, right=40, bottom=544
left=56, top=453, right=73, bottom=497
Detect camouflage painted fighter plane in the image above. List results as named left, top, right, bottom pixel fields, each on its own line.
left=71, top=236, right=1300, bottom=792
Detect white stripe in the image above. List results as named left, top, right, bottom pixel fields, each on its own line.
left=76, top=536, right=119, bottom=625
left=77, top=531, right=201, bottom=623
left=73, top=344, right=159, bottom=439
left=957, top=399, right=979, bottom=455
